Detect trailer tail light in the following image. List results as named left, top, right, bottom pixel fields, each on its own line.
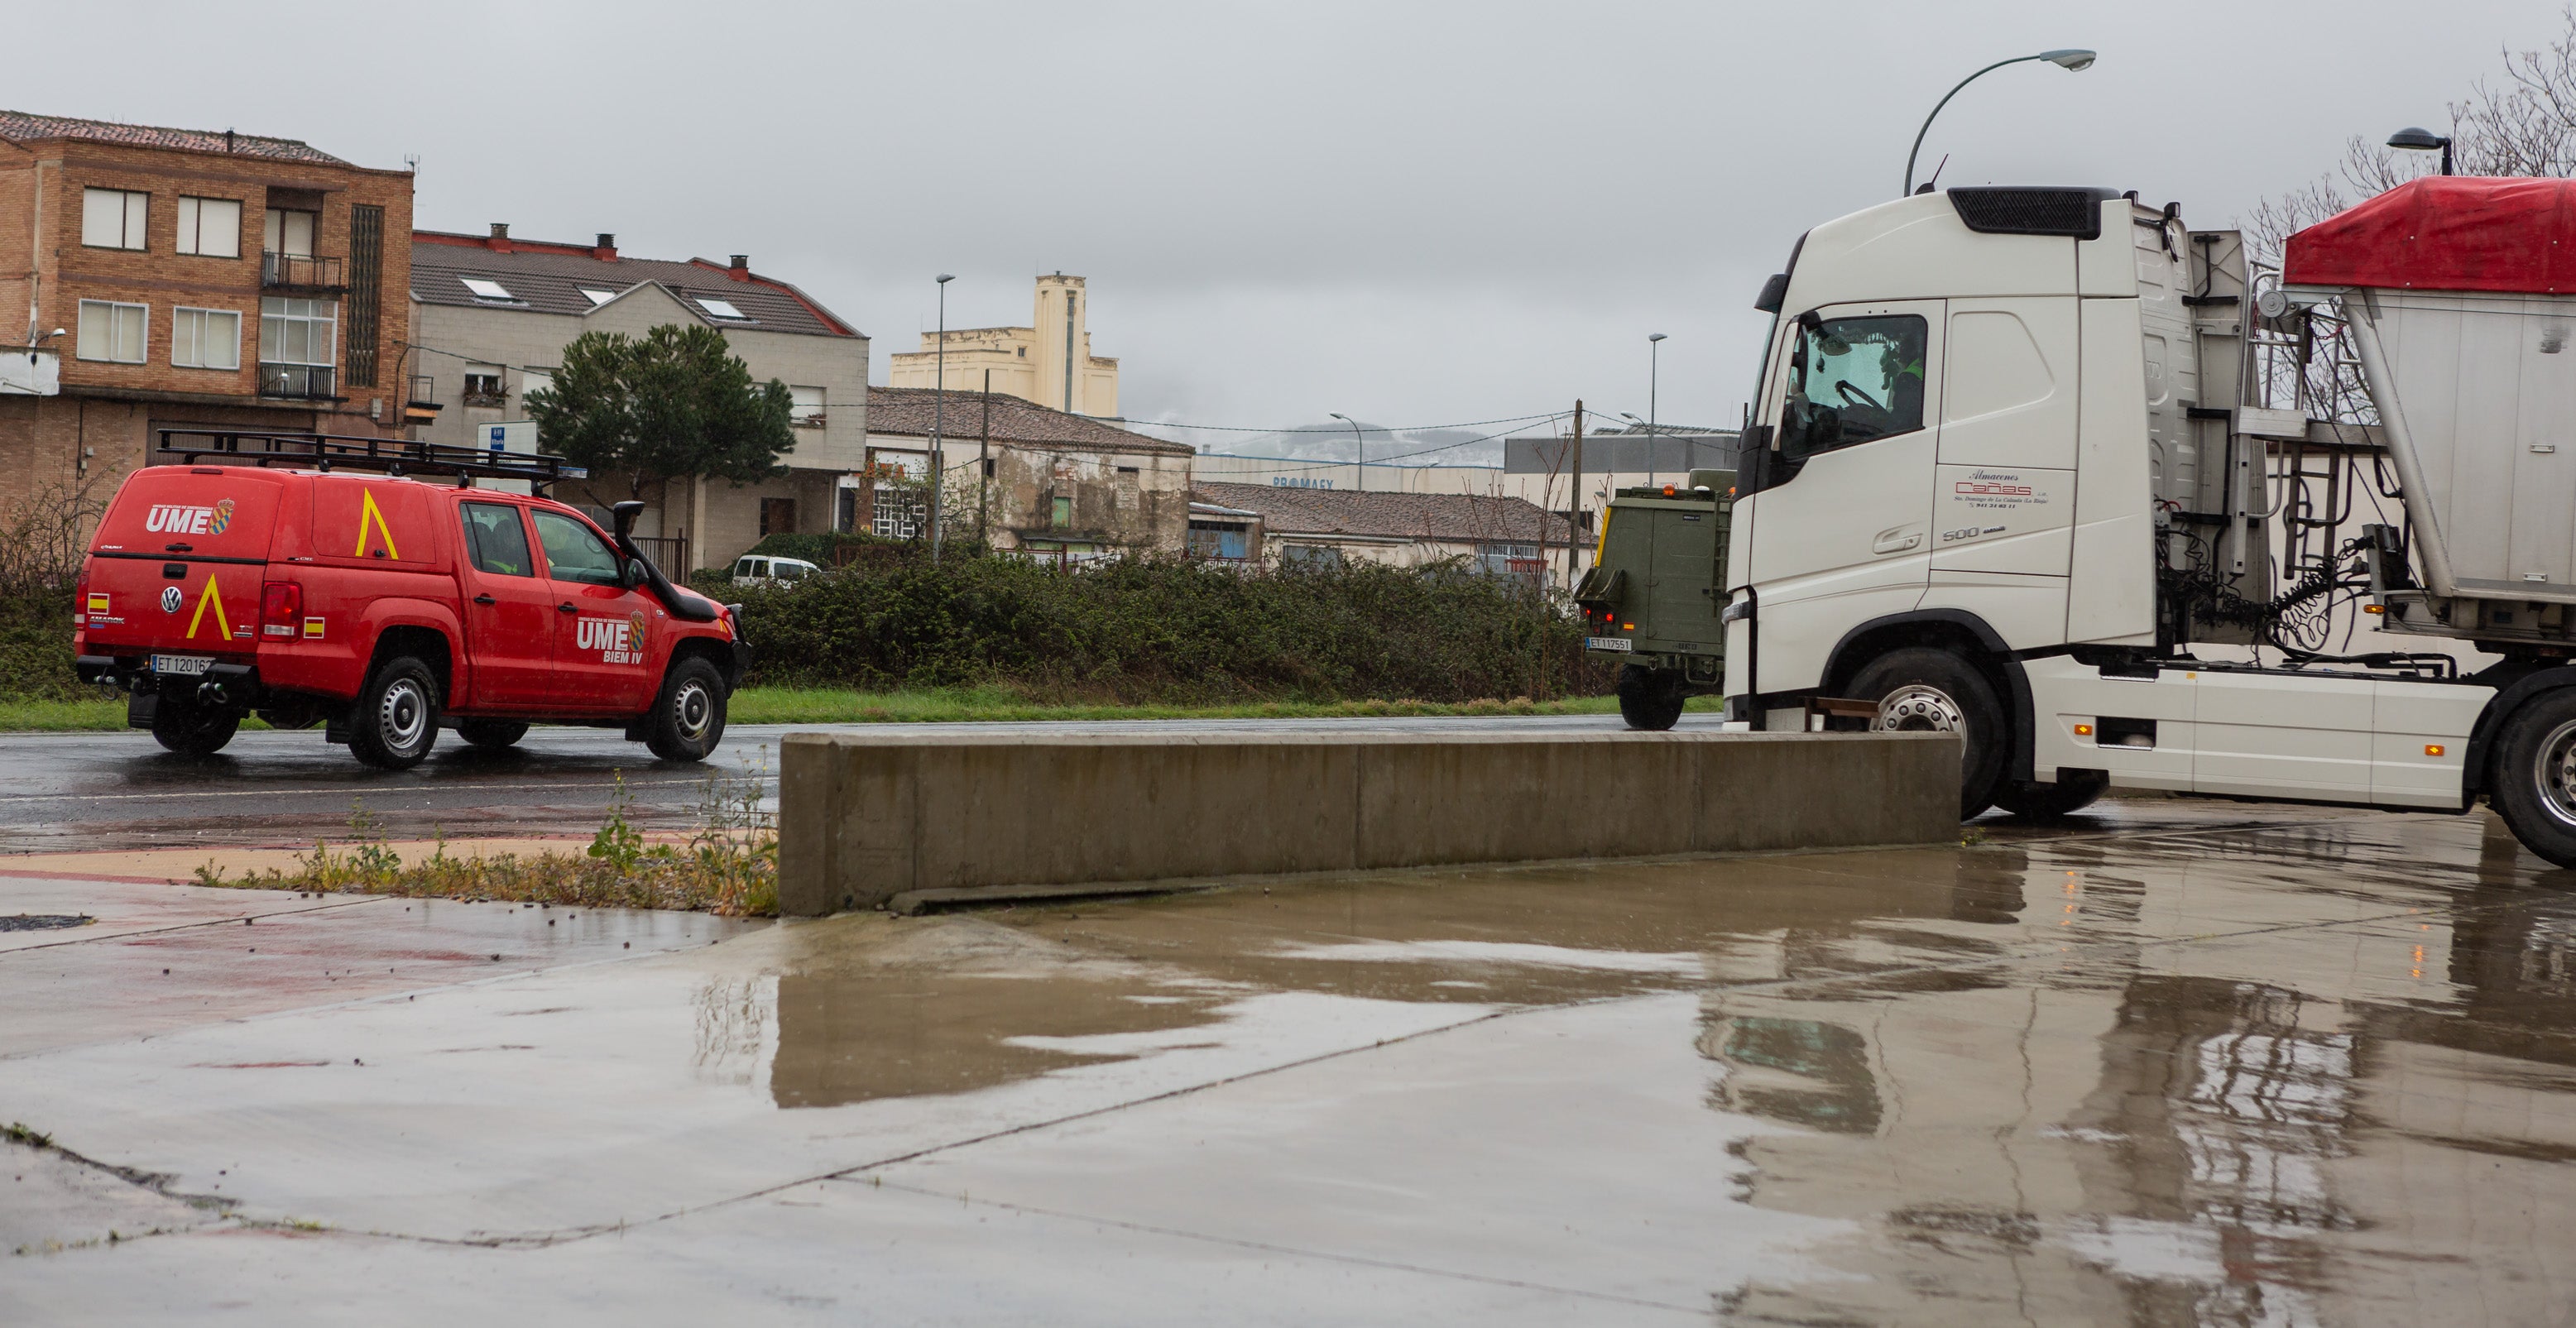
left=261, top=581, right=303, bottom=638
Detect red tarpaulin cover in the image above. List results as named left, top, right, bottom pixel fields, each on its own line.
left=2281, top=176, right=2576, bottom=294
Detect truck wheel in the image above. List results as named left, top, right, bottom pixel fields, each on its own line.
left=644, top=656, right=728, bottom=762
left=349, top=656, right=440, bottom=770
left=1617, top=664, right=1687, bottom=731
left=457, top=719, right=530, bottom=750
left=1849, top=646, right=2008, bottom=819
left=151, top=698, right=240, bottom=756
left=1991, top=771, right=2107, bottom=822
left=2487, top=688, right=2576, bottom=867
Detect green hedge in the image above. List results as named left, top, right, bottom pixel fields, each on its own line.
left=0, top=591, right=82, bottom=702
left=0, top=550, right=1609, bottom=707
left=687, top=549, right=1610, bottom=703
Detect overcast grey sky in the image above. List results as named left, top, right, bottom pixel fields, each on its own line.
left=19, top=1, right=2561, bottom=448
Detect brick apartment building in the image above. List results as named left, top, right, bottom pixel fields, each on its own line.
left=0, top=111, right=415, bottom=525
left=409, top=226, right=867, bottom=572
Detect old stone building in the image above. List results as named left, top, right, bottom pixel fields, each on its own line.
left=1187, top=481, right=1571, bottom=582
left=864, top=386, right=1188, bottom=559
left=0, top=110, right=414, bottom=527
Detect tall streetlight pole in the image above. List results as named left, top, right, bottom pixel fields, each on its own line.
left=931, top=273, right=953, bottom=559
left=1902, top=49, right=2096, bottom=197
left=1647, top=332, right=1667, bottom=487
left=1329, top=412, right=1365, bottom=491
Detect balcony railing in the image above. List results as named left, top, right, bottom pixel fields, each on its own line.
left=262, top=252, right=345, bottom=291
left=258, top=362, right=338, bottom=400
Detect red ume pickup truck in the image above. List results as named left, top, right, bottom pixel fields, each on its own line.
left=74, top=431, right=750, bottom=769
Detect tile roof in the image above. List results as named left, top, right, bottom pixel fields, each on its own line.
left=410, top=233, right=856, bottom=338
left=0, top=110, right=352, bottom=165
left=866, top=388, right=1192, bottom=455
left=1191, top=481, right=1571, bottom=545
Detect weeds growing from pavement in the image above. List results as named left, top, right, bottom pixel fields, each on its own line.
left=192, top=751, right=778, bottom=916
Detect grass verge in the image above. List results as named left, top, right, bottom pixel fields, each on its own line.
left=194, top=771, right=777, bottom=917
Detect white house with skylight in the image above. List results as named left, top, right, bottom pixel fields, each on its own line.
left=407, top=224, right=870, bottom=569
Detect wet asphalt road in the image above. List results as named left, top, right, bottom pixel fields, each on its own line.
left=0, top=715, right=1740, bottom=855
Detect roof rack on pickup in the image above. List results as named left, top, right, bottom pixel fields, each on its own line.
left=154, top=429, right=587, bottom=486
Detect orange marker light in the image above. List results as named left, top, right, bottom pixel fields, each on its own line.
left=2425, top=744, right=2445, bottom=756
left=1662, top=484, right=1677, bottom=496
left=2074, top=723, right=2094, bottom=736
left=2364, top=604, right=2386, bottom=615
left=1620, top=622, right=1636, bottom=631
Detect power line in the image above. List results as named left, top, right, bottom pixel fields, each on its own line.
left=1111, top=410, right=1562, bottom=435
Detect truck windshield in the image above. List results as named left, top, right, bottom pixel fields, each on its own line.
left=1781, top=314, right=1927, bottom=463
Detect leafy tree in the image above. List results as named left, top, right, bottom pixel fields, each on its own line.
left=523, top=324, right=796, bottom=500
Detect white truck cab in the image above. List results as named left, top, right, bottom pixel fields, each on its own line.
left=1725, top=180, right=2576, bottom=861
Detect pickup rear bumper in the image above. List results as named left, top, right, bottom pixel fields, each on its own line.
left=81, top=654, right=266, bottom=707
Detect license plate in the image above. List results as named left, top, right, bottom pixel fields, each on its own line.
left=1585, top=636, right=1633, bottom=653
left=152, top=654, right=215, bottom=677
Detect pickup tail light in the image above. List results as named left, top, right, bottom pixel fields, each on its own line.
left=261, top=580, right=303, bottom=638
left=74, top=569, right=90, bottom=629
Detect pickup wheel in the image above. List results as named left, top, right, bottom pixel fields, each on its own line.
left=2487, top=689, right=2576, bottom=868
left=151, top=697, right=240, bottom=756
left=1991, top=771, right=2107, bottom=822
left=349, top=656, right=440, bottom=770
left=457, top=719, right=530, bottom=750
left=643, top=655, right=728, bottom=762
left=1617, top=664, right=1687, bottom=731
left=1849, top=646, right=2008, bottom=819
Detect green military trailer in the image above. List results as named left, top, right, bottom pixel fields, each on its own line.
left=1573, top=468, right=1734, bottom=730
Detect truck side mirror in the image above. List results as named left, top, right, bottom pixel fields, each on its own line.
left=1753, top=273, right=1789, bottom=314
left=625, top=558, right=649, bottom=588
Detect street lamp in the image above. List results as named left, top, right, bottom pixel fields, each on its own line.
left=1902, top=49, right=2097, bottom=196
left=1329, top=412, right=1366, bottom=491
left=2388, top=126, right=2454, bottom=177
left=931, top=274, right=953, bottom=559
left=1647, top=333, right=1667, bottom=487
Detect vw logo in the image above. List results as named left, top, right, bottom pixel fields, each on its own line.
left=161, top=585, right=183, bottom=614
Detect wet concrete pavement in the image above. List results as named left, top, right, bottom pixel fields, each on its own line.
left=5, top=792, right=2575, bottom=1323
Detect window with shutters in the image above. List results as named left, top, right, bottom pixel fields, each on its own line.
left=172, top=307, right=242, bottom=370
left=175, top=197, right=242, bottom=257
left=81, top=189, right=147, bottom=250
left=76, top=300, right=147, bottom=362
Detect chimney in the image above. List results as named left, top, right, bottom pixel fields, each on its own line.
left=488, top=223, right=513, bottom=254
left=728, top=254, right=750, bottom=282
left=593, top=233, right=617, bottom=261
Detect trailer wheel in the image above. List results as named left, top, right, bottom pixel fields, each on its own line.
left=457, top=719, right=530, bottom=750
left=1849, top=646, right=2008, bottom=819
left=151, top=698, right=239, bottom=756
left=644, top=655, right=729, bottom=762
left=349, top=656, right=440, bottom=770
left=1616, top=664, right=1687, bottom=731
left=2487, top=689, right=2576, bottom=867
left=1991, top=771, right=2107, bottom=822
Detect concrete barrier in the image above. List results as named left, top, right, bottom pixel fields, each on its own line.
left=776, top=730, right=1960, bottom=917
